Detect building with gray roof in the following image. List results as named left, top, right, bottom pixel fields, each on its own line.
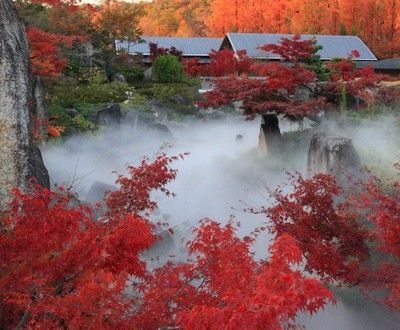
left=221, top=33, right=377, bottom=61
left=115, top=36, right=223, bottom=63
left=355, top=57, right=400, bottom=75
left=116, top=33, right=377, bottom=65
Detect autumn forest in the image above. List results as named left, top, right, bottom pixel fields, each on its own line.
left=139, top=0, right=400, bottom=59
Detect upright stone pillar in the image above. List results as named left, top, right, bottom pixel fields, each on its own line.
left=0, top=0, right=32, bottom=210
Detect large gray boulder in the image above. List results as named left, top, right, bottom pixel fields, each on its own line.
left=307, top=133, right=360, bottom=179
left=0, top=0, right=31, bottom=210
left=96, top=103, right=122, bottom=126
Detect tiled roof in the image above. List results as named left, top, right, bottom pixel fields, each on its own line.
left=355, top=57, right=400, bottom=70
left=116, top=36, right=223, bottom=57
left=224, top=33, right=377, bottom=61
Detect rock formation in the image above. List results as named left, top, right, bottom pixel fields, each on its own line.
left=32, top=75, right=48, bottom=141
left=96, top=103, right=122, bottom=126
left=307, top=133, right=361, bottom=179
left=0, top=0, right=49, bottom=211
left=258, top=114, right=282, bottom=157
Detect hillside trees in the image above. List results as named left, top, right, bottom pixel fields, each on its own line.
left=91, top=0, right=145, bottom=53
left=139, top=0, right=210, bottom=36
left=140, top=0, right=400, bottom=58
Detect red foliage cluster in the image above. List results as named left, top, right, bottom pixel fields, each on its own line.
left=0, top=154, right=337, bottom=329
left=0, top=154, right=187, bottom=328
left=193, top=36, right=325, bottom=118
left=2, top=150, right=400, bottom=327
left=265, top=173, right=369, bottom=284
left=259, top=167, right=400, bottom=309
left=105, top=153, right=186, bottom=218
left=27, top=27, right=85, bottom=77
left=184, top=49, right=253, bottom=77
left=352, top=167, right=400, bottom=309
left=189, top=35, right=391, bottom=117
left=259, top=35, right=318, bottom=63
left=325, top=54, right=386, bottom=107
left=135, top=219, right=334, bottom=329
left=0, top=184, right=156, bottom=328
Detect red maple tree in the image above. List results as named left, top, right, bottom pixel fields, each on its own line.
left=351, top=165, right=400, bottom=309
left=17, top=0, right=91, bottom=77
left=134, top=219, right=334, bottom=329
left=0, top=154, right=336, bottom=329
left=27, top=27, right=86, bottom=77
left=195, top=36, right=327, bottom=120
left=264, top=172, right=370, bottom=284
left=3, top=152, right=400, bottom=327
left=192, top=35, right=389, bottom=119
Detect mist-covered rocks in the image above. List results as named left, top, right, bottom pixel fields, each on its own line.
left=307, top=133, right=361, bottom=178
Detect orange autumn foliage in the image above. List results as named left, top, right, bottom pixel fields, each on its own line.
left=140, top=0, right=400, bottom=58
left=46, top=124, right=65, bottom=138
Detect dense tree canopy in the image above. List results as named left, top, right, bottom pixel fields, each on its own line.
left=139, top=0, right=400, bottom=58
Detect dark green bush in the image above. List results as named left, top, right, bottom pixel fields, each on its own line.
left=50, top=81, right=134, bottom=107
left=49, top=103, right=98, bottom=134
left=152, top=55, right=183, bottom=83
left=113, top=62, right=144, bottom=83
left=112, top=52, right=145, bottom=83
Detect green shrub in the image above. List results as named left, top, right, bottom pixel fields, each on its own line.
left=50, top=81, right=134, bottom=106
left=63, top=56, right=82, bottom=77
left=152, top=55, right=183, bottom=83
left=77, top=67, right=107, bottom=85
left=49, top=103, right=99, bottom=133
left=71, top=114, right=96, bottom=131
left=111, top=52, right=144, bottom=83
left=150, top=84, right=176, bottom=103
left=120, top=66, right=144, bottom=83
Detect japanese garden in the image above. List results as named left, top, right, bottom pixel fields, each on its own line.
left=1, top=0, right=400, bottom=329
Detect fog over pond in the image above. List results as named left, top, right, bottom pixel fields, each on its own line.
left=42, top=114, right=400, bottom=329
